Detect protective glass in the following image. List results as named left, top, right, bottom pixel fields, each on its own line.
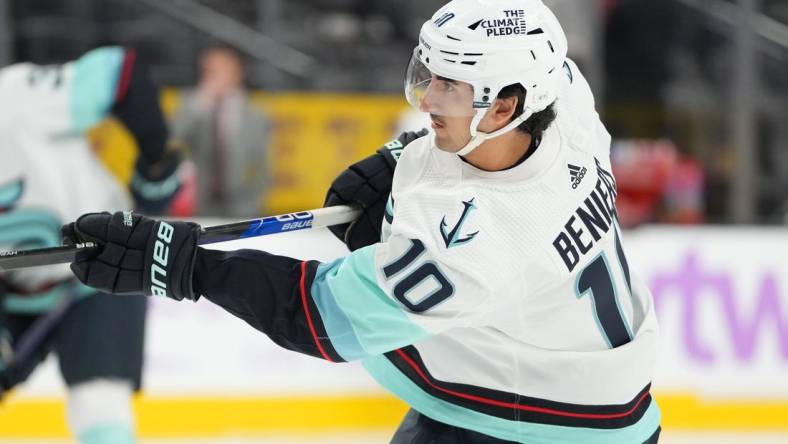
left=404, top=48, right=476, bottom=117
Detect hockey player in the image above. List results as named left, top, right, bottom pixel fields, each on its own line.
left=61, top=1, right=661, bottom=442
left=0, top=47, right=178, bottom=443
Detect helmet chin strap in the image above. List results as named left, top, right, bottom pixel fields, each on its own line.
left=452, top=108, right=535, bottom=157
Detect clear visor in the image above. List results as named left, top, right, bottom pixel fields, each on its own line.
left=404, top=48, right=476, bottom=117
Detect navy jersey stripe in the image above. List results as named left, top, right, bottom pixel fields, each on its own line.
left=385, top=346, right=652, bottom=429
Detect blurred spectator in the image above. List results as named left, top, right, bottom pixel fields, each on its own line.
left=171, top=46, right=269, bottom=217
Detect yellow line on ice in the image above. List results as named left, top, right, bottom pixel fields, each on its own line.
left=657, top=393, right=788, bottom=431
left=1, top=393, right=787, bottom=437
left=0, top=395, right=408, bottom=438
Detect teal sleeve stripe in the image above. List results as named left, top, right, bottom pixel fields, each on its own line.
left=311, top=258, right=368, bottom=361
left=363, top=356, right=661, bottom=444
left=314, top=245, right=428, bottom=357
left=70, top=46, right=125, bottom=132
left=78, top=422, right=135, bottom=444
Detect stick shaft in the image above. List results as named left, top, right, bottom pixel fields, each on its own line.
left=0, top=205, right=359, bottom=271
left=199, top=205, right=359, bottom=244
left=0, top=242, right=100, bottom=271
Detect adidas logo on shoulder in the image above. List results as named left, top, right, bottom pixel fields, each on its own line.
left=568, top=163, right=587, bottom=189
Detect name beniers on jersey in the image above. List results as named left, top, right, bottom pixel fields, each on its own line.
left=552, top=159, right=618, bottom=272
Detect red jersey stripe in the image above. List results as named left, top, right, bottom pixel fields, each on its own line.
left=299, top=261, right=334, bottom=362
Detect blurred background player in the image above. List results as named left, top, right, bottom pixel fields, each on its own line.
left=171, top=45, right=270, bottom=218
left=0, top=46, right=179, bottom=444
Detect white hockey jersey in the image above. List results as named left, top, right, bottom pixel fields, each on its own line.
left=0, top=47, right=131, bottom=308
left=305, top=60, right=659, bottom=443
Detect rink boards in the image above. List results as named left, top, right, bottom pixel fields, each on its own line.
left=1, top=224, right=787, bottom=437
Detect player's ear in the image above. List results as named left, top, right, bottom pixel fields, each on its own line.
left=481, top=96, right=518, bottom=132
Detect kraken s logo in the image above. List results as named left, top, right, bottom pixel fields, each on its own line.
left=440, top=198, right=480, bottom=248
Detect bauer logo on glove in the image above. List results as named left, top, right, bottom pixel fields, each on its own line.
left=150, top=221, right=174, bottom=297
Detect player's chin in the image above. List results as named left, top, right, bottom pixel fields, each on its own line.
left=433, top=135, right=463, bottom=153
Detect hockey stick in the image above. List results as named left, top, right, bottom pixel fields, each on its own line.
left=0, top=205, right=360, bottom=271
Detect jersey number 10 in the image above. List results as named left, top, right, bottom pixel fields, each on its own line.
left=380, top=231, right=636, bottom=349
left=382, top=239, right=455, bottom=313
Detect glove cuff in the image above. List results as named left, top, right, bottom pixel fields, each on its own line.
left=172, top=223, right=201, bottom=301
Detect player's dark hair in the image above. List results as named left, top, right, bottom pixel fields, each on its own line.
left=497, top=83, right=556, bottom=141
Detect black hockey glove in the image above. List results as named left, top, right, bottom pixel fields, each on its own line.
left=130, top=149, right=182, bottom=216
left=324, top=128, right=427, bottom=251
left=61, top=211, right=200, bottom=301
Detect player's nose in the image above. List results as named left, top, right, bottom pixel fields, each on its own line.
left=418, top=85, right=437, bottom=113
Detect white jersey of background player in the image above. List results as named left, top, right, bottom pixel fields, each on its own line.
left=0, top=48, right=130, bottom=287
left=0, top=47, right=174, bottom=444
left=60, top=1, right=661, bottom=443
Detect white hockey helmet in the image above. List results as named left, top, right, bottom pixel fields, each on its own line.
left=405, top=0, right=568, bottom=155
